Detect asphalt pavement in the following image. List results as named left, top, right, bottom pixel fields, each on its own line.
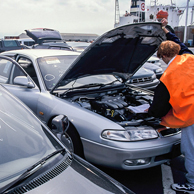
left=97, top=152, right=186, bottom=194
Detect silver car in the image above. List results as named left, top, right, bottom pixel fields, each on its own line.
left=0, top=22, right=181, bottom=170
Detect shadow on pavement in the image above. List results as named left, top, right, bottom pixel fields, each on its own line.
left=98, top=165, right=163, bottom=194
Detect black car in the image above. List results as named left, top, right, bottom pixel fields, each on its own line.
left=25, top=28, right=73, bottom=51
left=0, top=84, right=134, bottom=194
left=0, top=39, right=26, bottom=53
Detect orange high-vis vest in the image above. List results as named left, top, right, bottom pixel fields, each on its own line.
left=160, top=54, right=194, bottom=128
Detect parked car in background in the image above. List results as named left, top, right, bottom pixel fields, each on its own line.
left=0, top=22, right=181, bottom=171
left=25, top=28, right=73, bottom=51
left=32, top=41, right=73, bottom=51
left=18, top=38, right=35, bottom=48
left=128, top=67, right=159, bottom=90
left=0, top=84, right=133, bottom=194
left=143, top=62, right=163, bottom=79
left=0, top=39, right=26, bottom=53
left=67, top=41, right=91, bottom=52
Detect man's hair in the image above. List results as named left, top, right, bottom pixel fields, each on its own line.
left=157, top=40, right=181, bottom=58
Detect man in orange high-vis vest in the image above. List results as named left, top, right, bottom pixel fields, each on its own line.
left=148, top=18, right=194, bottom=193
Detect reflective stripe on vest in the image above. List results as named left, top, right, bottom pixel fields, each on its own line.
left=160, top=54, right=194, bottom=128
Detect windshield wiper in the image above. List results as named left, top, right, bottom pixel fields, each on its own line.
left=80, top=80, right=122, bottom=89
left=61, top=81, right=122, bottom=97
left=61, top=83, right=105, bottom=96
left=99, top=80, right=122, bottom=88
left=71, top=81, right=121, bottom=90
left=0, top=148, right=66, bottom=193
left=74, top=83, right=105, bottom=89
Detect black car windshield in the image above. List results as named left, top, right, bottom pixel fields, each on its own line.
left=0, top=86, right=63, bottom=188
left=37, top=55, right=78, bottom=90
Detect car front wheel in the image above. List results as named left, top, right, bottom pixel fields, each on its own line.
left=66, top=123, right=85, bottom=158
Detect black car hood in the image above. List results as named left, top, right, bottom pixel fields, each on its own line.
left=25, top=28, right=62, bottom=44
left=16, top=155, right=134, bottom=194
left=52, top=22, right=166, bottom=91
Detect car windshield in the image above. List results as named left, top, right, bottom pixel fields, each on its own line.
left=37, top=55, right=78, bottom=90
left=57, top=74, right=122, bottom=91
left=0, top=86, right=63, bottom=188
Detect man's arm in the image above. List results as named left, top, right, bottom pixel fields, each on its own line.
left=166, top=32, right=193, bottom=55
left=161, top=18, right=193, bottom=55
left=148, top=81, right=171, bottom=118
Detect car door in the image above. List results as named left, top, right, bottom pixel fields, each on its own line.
left=0, top=56, right=40, bottom=114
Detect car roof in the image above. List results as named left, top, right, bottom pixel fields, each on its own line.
left=2, top=49, right=80, bottom=58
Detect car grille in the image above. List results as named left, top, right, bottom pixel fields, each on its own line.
left=8, top=156, right=72, bottom=194
left=131, top=76, right=152, bottom=83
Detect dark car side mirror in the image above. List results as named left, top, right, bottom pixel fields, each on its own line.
left=51, top=115, right=73, bottom=152
left=52, top=115, right=69, bottom=133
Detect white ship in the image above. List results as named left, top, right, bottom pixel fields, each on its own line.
left=114, top=0, right=194, bottom=43
left=114, top=0, right=185, bottom=28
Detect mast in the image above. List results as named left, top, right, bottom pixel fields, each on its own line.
left=184, top=0, right=190, bottom=43
left=150, top=0, right=157, bottom=6
left=171, top=0, right=175, bottom=6
left=115, top=0, right=120, bottom=25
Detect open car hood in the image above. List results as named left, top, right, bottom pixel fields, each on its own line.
left=25, top=28, right=63, bottom=44
left=52, top=22, right=166, bottom=91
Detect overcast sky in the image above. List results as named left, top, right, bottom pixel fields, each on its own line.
left=0, top=0, right=193, bottom=38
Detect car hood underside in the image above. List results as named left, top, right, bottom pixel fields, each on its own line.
left=53, top=22, right=166, bottom=90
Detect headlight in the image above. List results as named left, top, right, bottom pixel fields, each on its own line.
left=127, top=128, right=158, bottom=141
left=102, top=128, right=158, bottom=141
left=102, top=130, right=130, bottom=141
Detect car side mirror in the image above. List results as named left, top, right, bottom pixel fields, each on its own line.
left=51, top=115, right=69, bottom=137
left=14, top=76, right=34, bottom=88
left=51, top=115, right=73, bottom=152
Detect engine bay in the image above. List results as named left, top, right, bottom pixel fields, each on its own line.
left=64, top=86, right=163, bottom=129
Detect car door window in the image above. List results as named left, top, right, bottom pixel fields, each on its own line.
left=0, top=59, right=13, bottom=83
left=18, top=57, right=40, bottom=88
left=3, top=40, right=18, bottom=47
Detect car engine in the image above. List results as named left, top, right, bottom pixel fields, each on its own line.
left=65, top=86, right=163, bottom=129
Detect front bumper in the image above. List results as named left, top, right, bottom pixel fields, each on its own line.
left=81, top=133, right=181, bottom=170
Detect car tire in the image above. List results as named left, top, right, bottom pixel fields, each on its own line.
left=66, top=123, right=85, bottom=158
left=49, top=117, right=85, bottom=158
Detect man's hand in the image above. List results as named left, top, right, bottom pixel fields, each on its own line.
left=161, top=18, right=169, bottom=34
left=161, top=18, right=168, bottom=27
